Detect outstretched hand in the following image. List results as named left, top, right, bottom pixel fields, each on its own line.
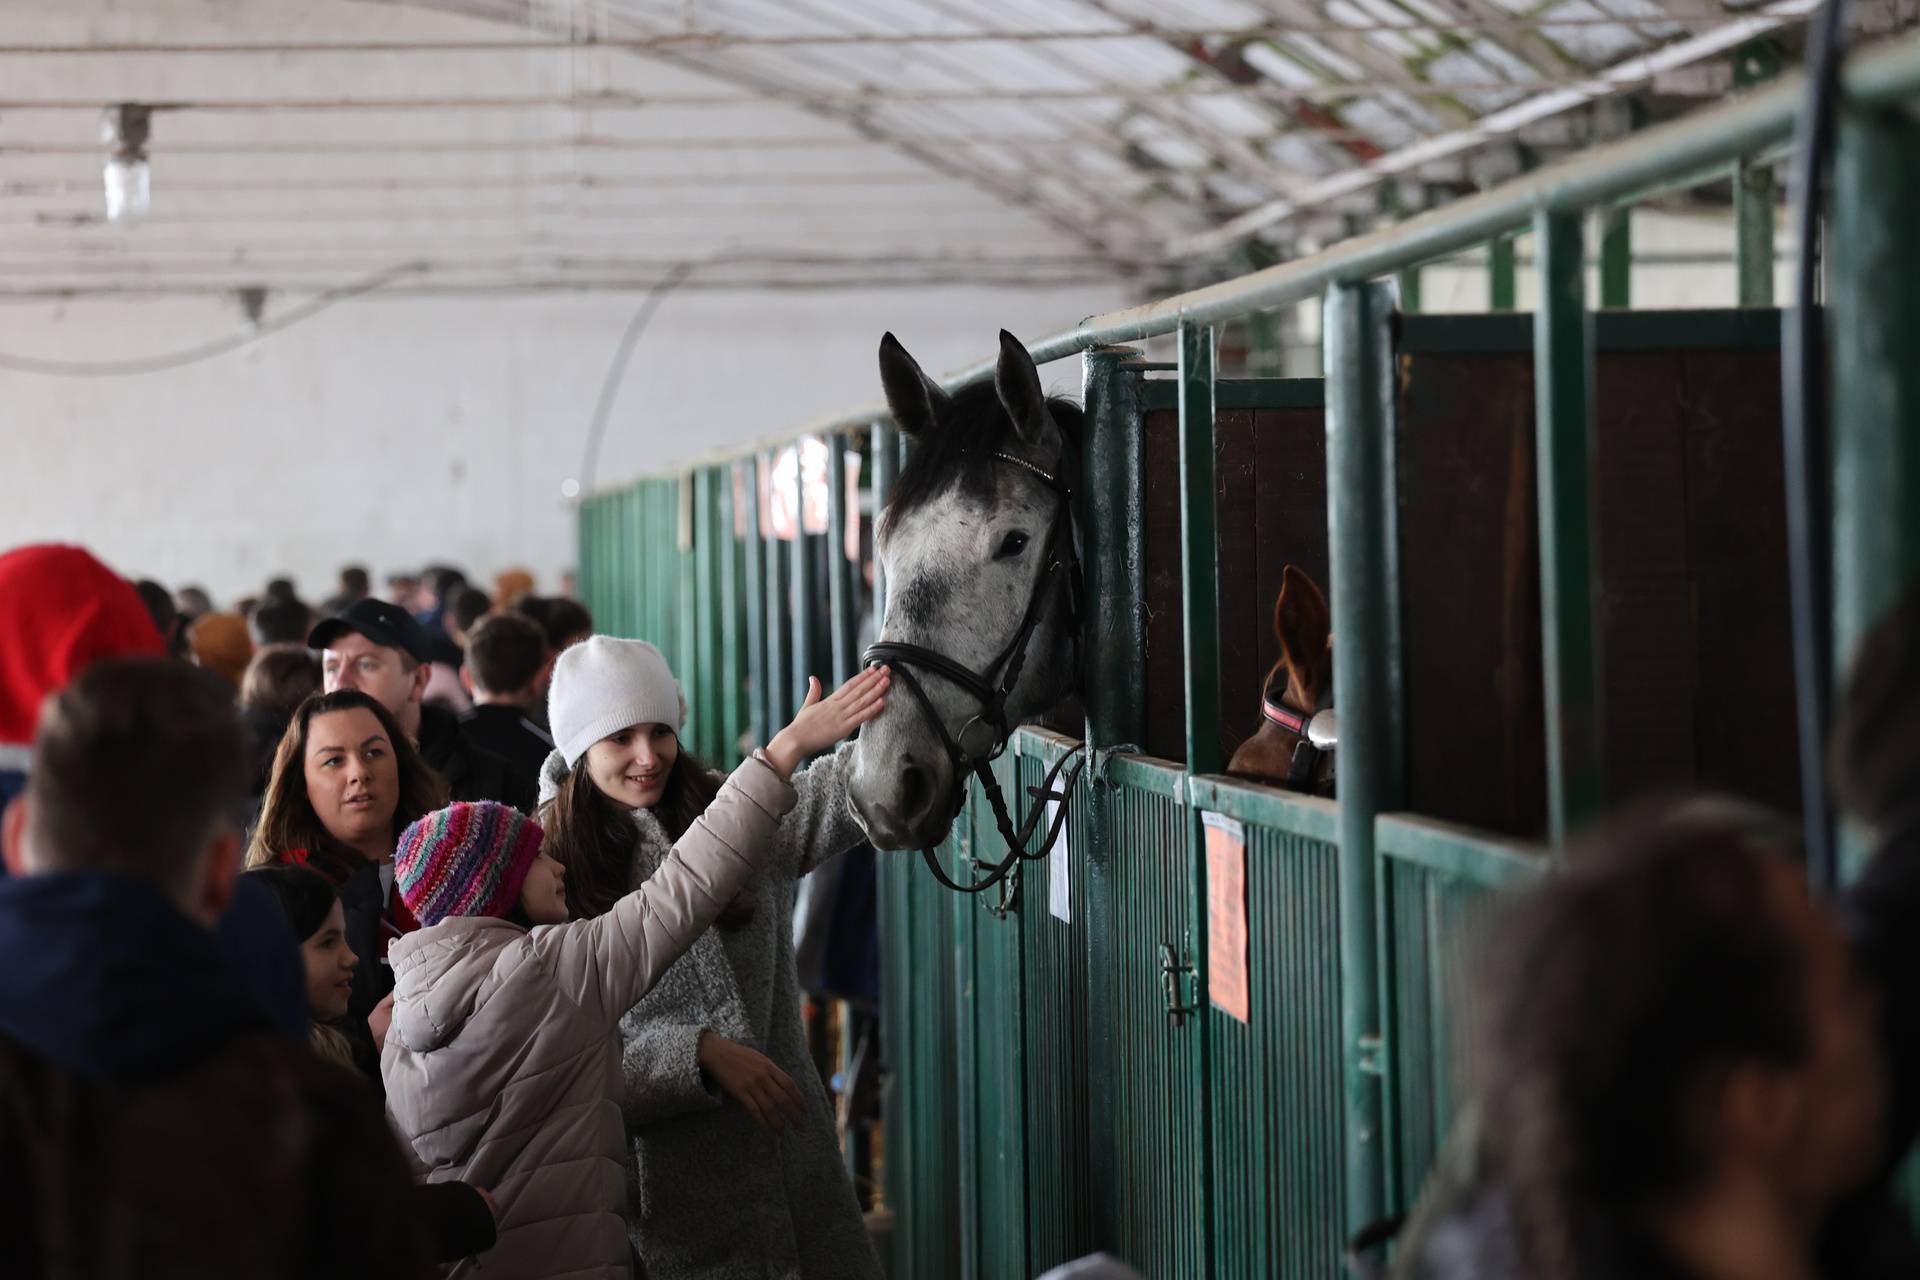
left=764, top=666, right=890, bottom=779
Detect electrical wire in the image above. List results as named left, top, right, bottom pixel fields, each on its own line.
left=0, top=260, right=426, bottom=377
left=576, top=260, right=697, bottom=496
left=1782, top=0, right=1852, bottom=888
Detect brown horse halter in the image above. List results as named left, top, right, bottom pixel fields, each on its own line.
left=1260, top=678, right=1337, bottom=797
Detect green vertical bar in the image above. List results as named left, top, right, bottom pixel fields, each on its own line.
left=740, top=461, right=766, bottom=748
left=791, top=443, right=818, bottom=710
left=1599, top=206, right=1631, bottom=309
left=1732, top=44, right=1782, bottom=309
left=1324, top=281, right=1397, bottom=1236
left=1832, top=107, right=1920, bottom=874
left=717, top=465, right=744, bottom=763
left=1081, top=345, right=1145, bottom=1252
left=1489, top=236, right=1517, bottom=312
left=827, top=433, right=857, bottom=686
left=872, top=423, right=899, bottom=641
left=1534, top=210, right=1606, bottom=843
left=679, top=477, right=698, bottom=726
left=764, top=453, right=789, bottom=734
left=1736, top=160, right=1777, bottom=308
left=1176, top=321, right=1219, bottom=1277
left=1179, top=322, right=1224, bottom=776
left=1397, top=265, right=1422, bottom=315
left=692, top=470, right=714, bottom=758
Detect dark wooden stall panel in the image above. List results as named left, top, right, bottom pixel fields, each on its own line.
left=1396, top=310, right=1799, bottom=840
left=1139, top=382, right=1328, bottom=765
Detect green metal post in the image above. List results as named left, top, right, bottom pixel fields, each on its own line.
left=1176, top=321, right=1220, bottom=1275
left=740, top=461, right=766, bottom=748
left=764, top=453, right=790, bottom=734
left=1081, top=345, right=1145, bottom=1252
left=1599, top=206, right=1632, bottom=308
left=1324, top=281, right=1397, bottom=1236
left=1533, top=210, right=1606, bottom=843
left=873, top=423, right=898, bottom=641
left=1489, top=236, right=1517, bottom=311
left=1734, top=42, right=1782, bottom=308
left=828, top=433, right=857, bottom=685
left=1179, top=322, right=1224, bottom=777
left=791, top=443, right=818, bottom=710
left=678, top=475, right=699, bottom=744
left=692, top=469, right=716, bottom=758
left=717, top=465, right=745, bottom=762
left=1832, top=106, right=1920, bottom=871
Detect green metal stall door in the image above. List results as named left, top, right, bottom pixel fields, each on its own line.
left=1379, top=823, right=1544, bottom=1213
left=1103, top=760, right=1205, bottom=1278
left=880, top=819, right=963, bottom=1280
left=959, top=757, right=1029, bottom=1280
left=1017, top=733, right=1097, bottom=1275
left=1195, top=785, right=1348, bottom=1279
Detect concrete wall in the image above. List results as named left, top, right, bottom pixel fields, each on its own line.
left=0, top=284, right=1127, bottom=602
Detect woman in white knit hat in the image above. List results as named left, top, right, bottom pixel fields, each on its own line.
left=537, top=636, right=889, bottom=1280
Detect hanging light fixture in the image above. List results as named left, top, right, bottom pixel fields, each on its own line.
left=101, top=104, right=151, bottom=223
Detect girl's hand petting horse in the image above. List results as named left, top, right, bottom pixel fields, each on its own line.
left=697, top=1031, right=810, bottom=1132
left=764, top=666, right=889, bottom=780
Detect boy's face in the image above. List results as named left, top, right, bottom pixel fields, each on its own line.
left=518, top=851, right=569, bottom=925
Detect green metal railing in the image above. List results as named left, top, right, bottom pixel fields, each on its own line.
left=575, top=30, right=1920, bottom=1278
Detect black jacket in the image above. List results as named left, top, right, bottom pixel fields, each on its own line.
left=418, top=702, right=533, bottom=812
left=458, top=703, right=553, bottom=811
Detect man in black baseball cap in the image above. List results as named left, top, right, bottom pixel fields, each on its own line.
left=309, top=599, right=532, bottom=811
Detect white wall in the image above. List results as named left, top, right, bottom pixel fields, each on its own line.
left=0, top=282, right=1128, bottom=603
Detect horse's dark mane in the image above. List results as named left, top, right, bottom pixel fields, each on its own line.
left=880, top=383, right=1085, bottom=536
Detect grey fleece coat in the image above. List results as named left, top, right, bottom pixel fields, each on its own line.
left=538, top=743, right=882, bottom=1280
left=384, top=755, right=796, bottom=1280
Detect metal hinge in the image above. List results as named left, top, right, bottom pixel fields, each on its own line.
left=1160, top=940, right=1199, bottom=1028
left=1357, top=1032, right=1386, bottom=1077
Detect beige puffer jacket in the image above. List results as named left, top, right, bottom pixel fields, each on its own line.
left=381, top=754, right=796, bottom=1279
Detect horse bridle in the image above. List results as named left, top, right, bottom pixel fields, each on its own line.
left=862, top=449, right=1088, bottom=896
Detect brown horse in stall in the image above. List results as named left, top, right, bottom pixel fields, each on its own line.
left=1226, top=564, right=1337, bottom=795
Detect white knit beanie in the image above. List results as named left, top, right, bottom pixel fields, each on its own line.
left=548, top=636, right=687, bottom=769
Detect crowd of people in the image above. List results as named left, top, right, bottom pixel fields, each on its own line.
left=0, top=544, right=890, bottom=1278
left=8, top=536, right=1920, bottom=1280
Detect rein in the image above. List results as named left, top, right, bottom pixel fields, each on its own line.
left=863, top=450, right=1087, bottom=896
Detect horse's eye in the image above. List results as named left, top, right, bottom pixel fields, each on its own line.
left=994, top=531, right=1030, bottom=560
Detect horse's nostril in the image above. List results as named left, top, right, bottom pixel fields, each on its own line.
left=898, top=762, right=932, bottom=825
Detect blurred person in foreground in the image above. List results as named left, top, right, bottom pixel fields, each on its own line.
left=0, top=659, right=442, bottom=1275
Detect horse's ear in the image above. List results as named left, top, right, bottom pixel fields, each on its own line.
left=995, top=330, right=1059, bottom=454
left=879, top=332, right=949, bottom=440
left=1275, top=565, right=1331, bottom=676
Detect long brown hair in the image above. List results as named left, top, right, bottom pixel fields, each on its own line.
left=245, top=689, right=448, bottom=878
left=538, top=743, right=724, bottom=919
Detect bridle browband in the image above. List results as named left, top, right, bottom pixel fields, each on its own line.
left=863, top=448, right=1087, bottom=896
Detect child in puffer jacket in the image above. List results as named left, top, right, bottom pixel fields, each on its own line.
left=380, top=668, right=888, bottom=1279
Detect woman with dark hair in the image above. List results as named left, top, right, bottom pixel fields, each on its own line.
left=536, top=636, right=887, bottom=1280
left=247, top=689, right=449, bottom=1062
left=243, top=865, right=363, bottom=1073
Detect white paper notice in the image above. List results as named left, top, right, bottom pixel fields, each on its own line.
left=1047, top=796, right=1072, bottom=923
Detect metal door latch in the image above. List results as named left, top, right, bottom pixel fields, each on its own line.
left=1357, top=1032, right=1386, bottom=1077
left=988, top=863, right=1020, bottom=918
left=1160, top=942, right=1199, bottom=1027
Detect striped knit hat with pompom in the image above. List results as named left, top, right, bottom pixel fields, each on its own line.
left=395, top=801, right=546, bottom=928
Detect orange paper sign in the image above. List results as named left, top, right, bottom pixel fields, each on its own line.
left=1204, top=812, right=1250, bottom=1024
